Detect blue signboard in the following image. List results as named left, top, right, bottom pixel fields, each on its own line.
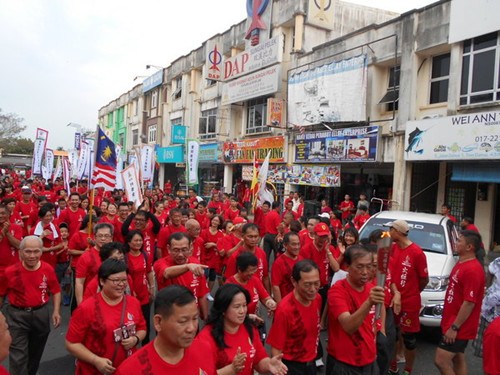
left=294, top=125, right=380, bottom=163
left=156, top=145, right=184, bottom=163
left=142, top=70, right=163, bottom=93
left=171, top=125, right=187, bottom=144
left=199, top=143, right=220, bottom=162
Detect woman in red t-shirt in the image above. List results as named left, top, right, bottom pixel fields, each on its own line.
left=66, top=259, right=146, bottom=374
left=100, top=202, right=117, bottom=224
left=196, top=283, right=287, bottom=375
left=200, top=215, right=224, bottom=290
left=125, top=230, right=154, bottom=345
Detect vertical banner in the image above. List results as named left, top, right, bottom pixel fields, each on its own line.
left=140, top=145, right=155, bottom=183
left=43, top=149, right=54, bottom=180
left=53, top=157, right=62, bottom=183
left=86, top=138, right=95, bottom=179
left=32, top=139, right=45, bottom=175
left=115, top=145, right=124, bottom=190
left=186, top=139, right=200, bottom=186
left=68, top=150, right=79, bottom=179
left=74, top=132, right=81, bottom=150
left=36, top=128, right=49, bottom=149
left=77, top=141, right=90, bottom=180
left=62, top=157, right=71, bottom=195
left=267, top=98, right=284, bottom=128
left=121, top=164, right=143, bottom=207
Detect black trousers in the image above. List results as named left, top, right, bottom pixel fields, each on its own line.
left=326, top=355, right=379, bottom=375
left=263, top=233, right=277, bottom=263
left=282, top=359, right=317, bottom=375
left=6, top=304, right=51, bottom=375
left=141, top=303, right=151, bottom=345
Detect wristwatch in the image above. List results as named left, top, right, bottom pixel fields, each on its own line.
left=451, top=324, right=460, bottom=332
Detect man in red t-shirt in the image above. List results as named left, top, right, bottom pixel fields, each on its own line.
left=75, top=223, right=113, bottom=305
left=157, top=208, right=186, bottom=258
left=440, top=204, right=457, bottom=223
left=435, top=230, right=485, bottom=375
left=0, top=205, right=22, bottom=282
left=0, top=235, right=61, bottom=375
left=15, top=186, right=38, bottom=236
left=268, top=259, right=322, bottom=374
left=262, top=201, right=282, bottom=263
left=338, top=194, right=355, bottom=223
left=153, top=232, right=209, bottom=320
left=58, top=192, right=86, bottom=237
left=353, top=205, right=370, bottom=231
left=271, top=232, right=303, bottom=303
left=327, top=245, right=385, bottom=374
left=254, top=201, right=270, bottom=237
left=387, top=219, right=429, bottom=375
left=116, top=286, right=216, bottom=375
left=185, top=219, right=203, bottom=261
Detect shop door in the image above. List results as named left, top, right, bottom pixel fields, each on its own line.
left=445, top=181, right=476, bottom=221
left=410, top=162, right=439, bottom=213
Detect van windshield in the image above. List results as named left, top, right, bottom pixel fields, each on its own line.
left=359, top=218, right=448, bottom=255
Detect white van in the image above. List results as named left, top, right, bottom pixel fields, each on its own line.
left=359, top=211, right=459, bottom=327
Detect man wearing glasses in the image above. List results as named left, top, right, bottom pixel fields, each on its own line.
left=74, top=223, right=114, bottom=305
left=153, top=232, right=209, bottom=320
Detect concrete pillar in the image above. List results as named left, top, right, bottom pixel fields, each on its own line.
left=392, top=134, right=410, bottom=211
left=436, top=162, right=447, bottom=212
left=293, top=13, right=305, bottom=52
left=223, top=165, right=233, bottom=194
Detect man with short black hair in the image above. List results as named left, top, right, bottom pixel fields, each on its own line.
left=271, top=232, right=303, bottom=303
left=434, top=230, right=485, bottom=375
left=115, top=286, right=216, bottom=374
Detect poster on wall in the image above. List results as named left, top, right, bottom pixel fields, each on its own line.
left=287, top=54, right=367, bottom=126
left=404, top=111, right=500, bottom=161
left=241, top=164, right=341, bottom=187
left=295, top=125, right=379, bottom=163
left=222, top=136, right=286, bottom=164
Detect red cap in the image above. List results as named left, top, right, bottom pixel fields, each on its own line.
left=313, top=222, right=330, bottom=236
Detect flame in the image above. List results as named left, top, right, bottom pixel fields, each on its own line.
left=381, top=231, right=391, bottom=238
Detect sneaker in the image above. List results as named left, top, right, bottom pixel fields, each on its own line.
left=315, top=358, right=324, bottom=368
left=388, top=370, right=399, bottom=375
left=207, top=294, right=214, bottom=302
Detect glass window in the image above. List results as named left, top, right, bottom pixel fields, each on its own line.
left=378, top=66, right=400, bottom=111
left=151, top=90, right=158, bottom=109
left=173, top=77, right=182, bottom=100
left=199, top=109, right=217, bottom=139
left=148, top=125, right=157, bottom=143
left=430, top=53, right=450, bottom=104
left=460, top=32, right=500, bottom=106
left=246, top=97, right=269, bottom=134
left=132, top=129, right=138, bottom=145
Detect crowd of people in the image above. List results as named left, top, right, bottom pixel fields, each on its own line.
left=0, top=171, right=498, bottom=375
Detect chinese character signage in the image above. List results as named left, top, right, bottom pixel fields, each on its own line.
left=156, top=146, right=184, bottom=163
left=171, top=125, right=187, bottom=144
left=186, top=139, right=200, bottom=186
left=267, top=98, right=284, bottom=128
left=294, top=126, right=379, bottom=163
left=222, top=136, right=286, bottom=164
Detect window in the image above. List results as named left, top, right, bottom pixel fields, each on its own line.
left=134, top=100, right=138, bottom=115
left=151, top=90, right=158, bottom=109
left=171, top=117, right=182, bottom=126
left=148, top=124, right=157, bottom=143
left=246, top=98, right=269, bottom=134
left=119, top=133, right=125, bottom=148
left=132, top=129, right=138, bottom=145
left=430, top=53, right=450, bottom=104
left=199, top=109, right=217, bottom=139
left=378, top=66, right=400, bottom=111
left=460, top=32, right=500, bottom=105
left=206, top=79, right=217, bottom=86
left=173, top=77, right=182, bottom=100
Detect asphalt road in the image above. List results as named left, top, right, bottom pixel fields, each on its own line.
left=1, top=303, right=485, bottom=375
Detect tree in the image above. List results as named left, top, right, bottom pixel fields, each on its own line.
left=0, top=137, right=34, bottom=154
left=0, top=108, right=27, bottom=139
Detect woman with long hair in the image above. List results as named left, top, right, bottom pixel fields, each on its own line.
left=195, top=283, right=287, bottom=375
left=124, top=230, right=154, bottom=345
left=200, top=214, right=224, bottom=291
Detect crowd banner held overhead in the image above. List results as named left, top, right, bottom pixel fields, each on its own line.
left=45, top=149, right=54, bottom=178
left=90, top=127, right=117, bottom=191
left=294, top=125, right=380, bottom=163
left=257, top=151, right=271, bottom=202
left=32, top=128, right=49, bottom=176
left=68, top=150, right=79, bottom=179
left=186, top=139, right=200, bottom=186
left=74, top=132, right=81, bottom=150
left=121, top=164, right=143, bottom=208
left=115, top=145, right=124, bottom=190
left=140, top=145, right=155, bottom=183
left=77, top=141, right=90, bottom=180
left=62, top=157, right=71, bottom=195
left=36, top=128, right=49, bottom=150
left=250, top=153, right=260, bottom=207
left=287, top=54, right=367, bottom=126
left=53, top=157, right=62, bottom=183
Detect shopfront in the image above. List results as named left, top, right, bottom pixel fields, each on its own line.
left=198, top=143, right=224, bottom=198
left=156, top=145, right=186, bottom=195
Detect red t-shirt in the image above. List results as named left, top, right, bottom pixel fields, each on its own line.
left=126, top=252, right=152, bottom=305
left=339, top=200, right=355, bottom=220
left=196, top=324, right=267, bottom=375
left=389, top=242, right=428, bottom=310
left=253, top=207, right=267, bottom=237
left=75, top=247, right=102, bottom=290
left=207, top=200, right=223, bottom=214
left=224, top=208, right=240, bottom=222
left=82, top=274, right=135, bottom=303
left=0, top=261, right=60, bottom=307
left=200, top=228, right=224, bottom=269
left=327, top=279, right=377, bottom=366
left=267, top=292, right=321, bottom=362
left=300, top=242, right=333, bottom=287
left=157, top=224, right=187, bottom=256
left=224, top=247, right=268, bottom=282
left=153, top=256, right=209, bottom=303
left=116, top=338, right=216, bottom=375
left=191, top=236, right=204, bottom=262
left=15, top=200, right=38, bottom=235
left=0, top=222, right=22, bottom=274
left=226, top=275, right=269, bottom=314
left=195, top=212, right=210, bottom=230
left=0, top=365, right=8, bottom=375
left=330, top=218, right=342, bottom=236
left=263, top=210, right=281, bottom=235
left=113, top=218, right=126, bottom=244
left=66, top=294, right=146, bottom=374
left=353, top=213, right=371, bottom=231
left=483, top=316, right=500, bottom=375
left=68, top=231, right=93, bottom=268
left=58, top=207, right=86, bottom=237
left=271, top=254, right=303, bottom=298
left=441, top=259, right=485, bottom=339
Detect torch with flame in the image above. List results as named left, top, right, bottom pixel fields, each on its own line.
left=375, top=231, right=392, bottom=320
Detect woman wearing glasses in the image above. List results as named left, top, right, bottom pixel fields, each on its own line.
left=66, top=259, right=146, bottom=375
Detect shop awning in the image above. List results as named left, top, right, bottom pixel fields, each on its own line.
left=451, top=163, right=500, bottom=183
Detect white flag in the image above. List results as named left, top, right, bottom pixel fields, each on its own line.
left=32, top=139, right=45, bottom=175
left=186, top=139, right=200, bottom=186
left=121, top=164, right=143, bottom=208
left=115, top=145, right=124, bottom=190
left=257, top=151, right=271, bottom=199
left=77, top=141, right=90, bottom=180
left=140, top=145, right=155, bottom=183
left=68, top=150, right=79, bottom=179
left=44, top=149, right=54, bottom=179
left=62, top=157, right=71, bottom=195
left=53, top=157, right=62, bottom=183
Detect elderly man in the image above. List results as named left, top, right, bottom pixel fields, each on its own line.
left=185, top=219, right=203, bottom=261
left=0, top=235, right=61, bottom=375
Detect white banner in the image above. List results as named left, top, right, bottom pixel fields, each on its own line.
left=86, top=138, right=95, bottom=179
left=36, top=128, right=49, bottom=149
left=288, top=54, right=367, bottom=126
left=53, top=157, right=62, bottom=183
left=121, top=164, right=143, bottom=208
left=115, top=145, right=124, bottom=190
left=68, top=150, right=79, bottom=179
left=405, top=111, right=500, bottom=161
left=186, top=139, right=200, bottom=186
left=140, top=145, right=155, bottom=183
left=221, top=65, right=281, bottom=106
left=62, top=157, right=71, bottom=195
left=77, top=141, right=90, bottom=180
left=42, top=149, right=54, bottom=180
left=32, top=139, right=45, bottom=175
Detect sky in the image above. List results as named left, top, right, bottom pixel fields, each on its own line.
left=0, top=0, right=437, bottom=150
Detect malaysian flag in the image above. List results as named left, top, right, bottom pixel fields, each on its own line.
left=91, top=127, right=117, bottom=191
